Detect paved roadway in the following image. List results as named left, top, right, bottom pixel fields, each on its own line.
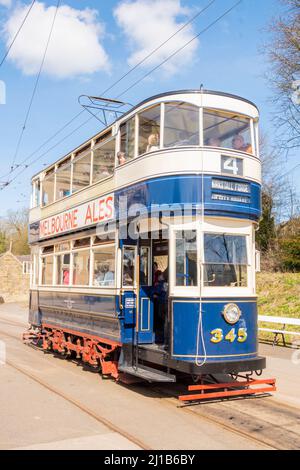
left=0, top=303, right=299, bottom=450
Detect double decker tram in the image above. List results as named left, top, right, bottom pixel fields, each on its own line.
left=28, top=90, right=267, bottom=387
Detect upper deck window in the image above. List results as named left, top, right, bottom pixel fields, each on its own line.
left=119, top=117, right=135, bottom=164
left=164, top=102, right=199, bottom=148
left=56, top=158, right=71, bottom=201
left=72, top=145, right=91, bottom=193
left=42, top=169, right=55, bottom=206
left=93, top=137, right=115, bottom=183
left=203, top=110, right=253, bottom=154
left=138, top=105, right=160, bottom=156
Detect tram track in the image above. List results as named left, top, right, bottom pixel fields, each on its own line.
left=0, top=318, right=299, bottom=450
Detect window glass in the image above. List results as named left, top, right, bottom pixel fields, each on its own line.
left=73, top=237, right=90, bottom=248
left=93, top=245, right=115, bottom=287
left=204, top=234, right=248, bottom=287
left=140, top=247, right=150, bottom=286
left=203, top=110, right=252, bottom=154
left=122, top=247, right=135, bottom=287
left=119, top=117, right=135, bottom=164
left=138, top=105, right=160, bottom=155
left=92, top=138, right=115, bottom=183
left=42, top=245, right=54, bottom=254
left=41, top=256, right=53, bottom=285
left=175, top=230, right=198, bottom=287
left=72, top=148, right=91, bottom=193
left=32, top=180, right=40, bottom=207
left=164, top=102, right=199, bottom=147
left=42, top=170, right=55, bottom=206
left=34, top=255, right=39, bottom=286
left=56, top=158, right=71, bottom=200
left=55, top=242, right=70, bottom=253
left=56, top=253, right=70, bottom=285
left=73, top=250, right=90, bottom=285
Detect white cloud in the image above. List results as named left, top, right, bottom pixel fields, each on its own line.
left=114, top=0, right=199, bottom=75
left=0, top=0, right=11, bottom=7
left=2, top=2, right=110, bottom=78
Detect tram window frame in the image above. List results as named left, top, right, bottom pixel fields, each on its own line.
left=138, top=104, right=161, bottom=156
left=72, top=145, right=92, bottom=194
left=164, top=102, right=200, bottom=148
left=55, top=157, right=72, bottom=201
left=72, top=248, right=90, bottom=287
left=203, top=233, right=249, bottom=288
left=122, top=246, right=136, bottom=288
left=42, top=168, right=55, bottom=207
left=92, top=243, right=116, bottom=288
left=119, top=116, right=136, bottom=164
left=92, top=136, right=115, bottom=183
left=203, top=109, right=254, bottom=155
left=41, top=254, right=54, bottom=286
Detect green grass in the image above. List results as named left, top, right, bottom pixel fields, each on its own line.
left=257, top=272, right=300, bottom=344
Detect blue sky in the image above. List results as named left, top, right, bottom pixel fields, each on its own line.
left=0, top=0, right=298, bottom=216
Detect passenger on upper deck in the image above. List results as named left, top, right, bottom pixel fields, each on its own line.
left=146, top=133, right=159, bottom=152
left=207, top=136, right=221, bottom=147
left=232, top=134, right=252, bottom=154
left=117, top=151, right=126, bottom=165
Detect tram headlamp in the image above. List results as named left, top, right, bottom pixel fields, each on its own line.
left=223, top=303, right=241, bottom=325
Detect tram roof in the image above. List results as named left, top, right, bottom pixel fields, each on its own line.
left=32, top=89, right=258, bottom=180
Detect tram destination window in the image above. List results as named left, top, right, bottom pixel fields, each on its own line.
left=122, top=247, right=136, bottom=287
left=175, top=230, right=198, bottom=287
left=72, top=145, right=91, bottom=193
left=93, top=245, right=115, bottom=287
left=204, top=234, right=248, bottom=287
left=93, top=138, right=115, bottom=183
left=164, top=102, right=199, bottom=147
left=139, top=105, right=160, bottom=155
left=204, top=110, right=253, bottom=154
left=120, top=117, right=135, bottom=162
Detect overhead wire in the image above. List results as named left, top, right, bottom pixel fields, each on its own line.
left=1, top=0, right=243, bottom=189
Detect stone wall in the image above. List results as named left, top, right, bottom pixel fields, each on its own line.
left=0, top=252, right=30, bottom=303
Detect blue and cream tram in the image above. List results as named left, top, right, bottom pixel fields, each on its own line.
left=28, top=90, right=266, bottom=382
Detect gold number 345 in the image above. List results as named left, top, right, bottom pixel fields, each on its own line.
left=210, top=328, right=247, bottom=344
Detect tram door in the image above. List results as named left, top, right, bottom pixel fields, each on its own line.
left=121, top=243, right=154, bottom=344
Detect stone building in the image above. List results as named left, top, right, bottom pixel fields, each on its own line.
left=0, top=251, right=31, bottom=303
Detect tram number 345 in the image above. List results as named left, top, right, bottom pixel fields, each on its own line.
left=210, top=328, right=247, bottom=344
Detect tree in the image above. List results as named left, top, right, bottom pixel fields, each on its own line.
left=0, top=231, right=7, bottom=254
left=266, top=0, right=300, bottom=152
left=5, top=208, right=30, bottom=255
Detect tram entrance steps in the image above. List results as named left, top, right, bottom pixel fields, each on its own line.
left=179, top=377, right=276, bottom=403
left=119, top=364, right=176, bottom=382
left=118, top=345, right=176, bottom=382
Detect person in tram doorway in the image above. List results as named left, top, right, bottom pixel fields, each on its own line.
left=153, top=272, right=168, bottom=345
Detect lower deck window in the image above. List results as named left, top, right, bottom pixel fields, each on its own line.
left=73, top=250, right=90, bottom=285
left=93, top=245, right=115, bottom=287
left=41, top=256, right=53, bottom=285
left=175, top=230, right=198, bottom=287
left=204, top=234, right=248, bottom=287
left=56, top=253, right=70, bottom=285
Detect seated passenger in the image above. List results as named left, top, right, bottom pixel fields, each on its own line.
left=207, top=136, right=221, bottom=147
left=232, top=134, right=252, bottom=154
left=146, top=133, right=159, bottom=152
left=117, top=151, right=126, bottom=165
